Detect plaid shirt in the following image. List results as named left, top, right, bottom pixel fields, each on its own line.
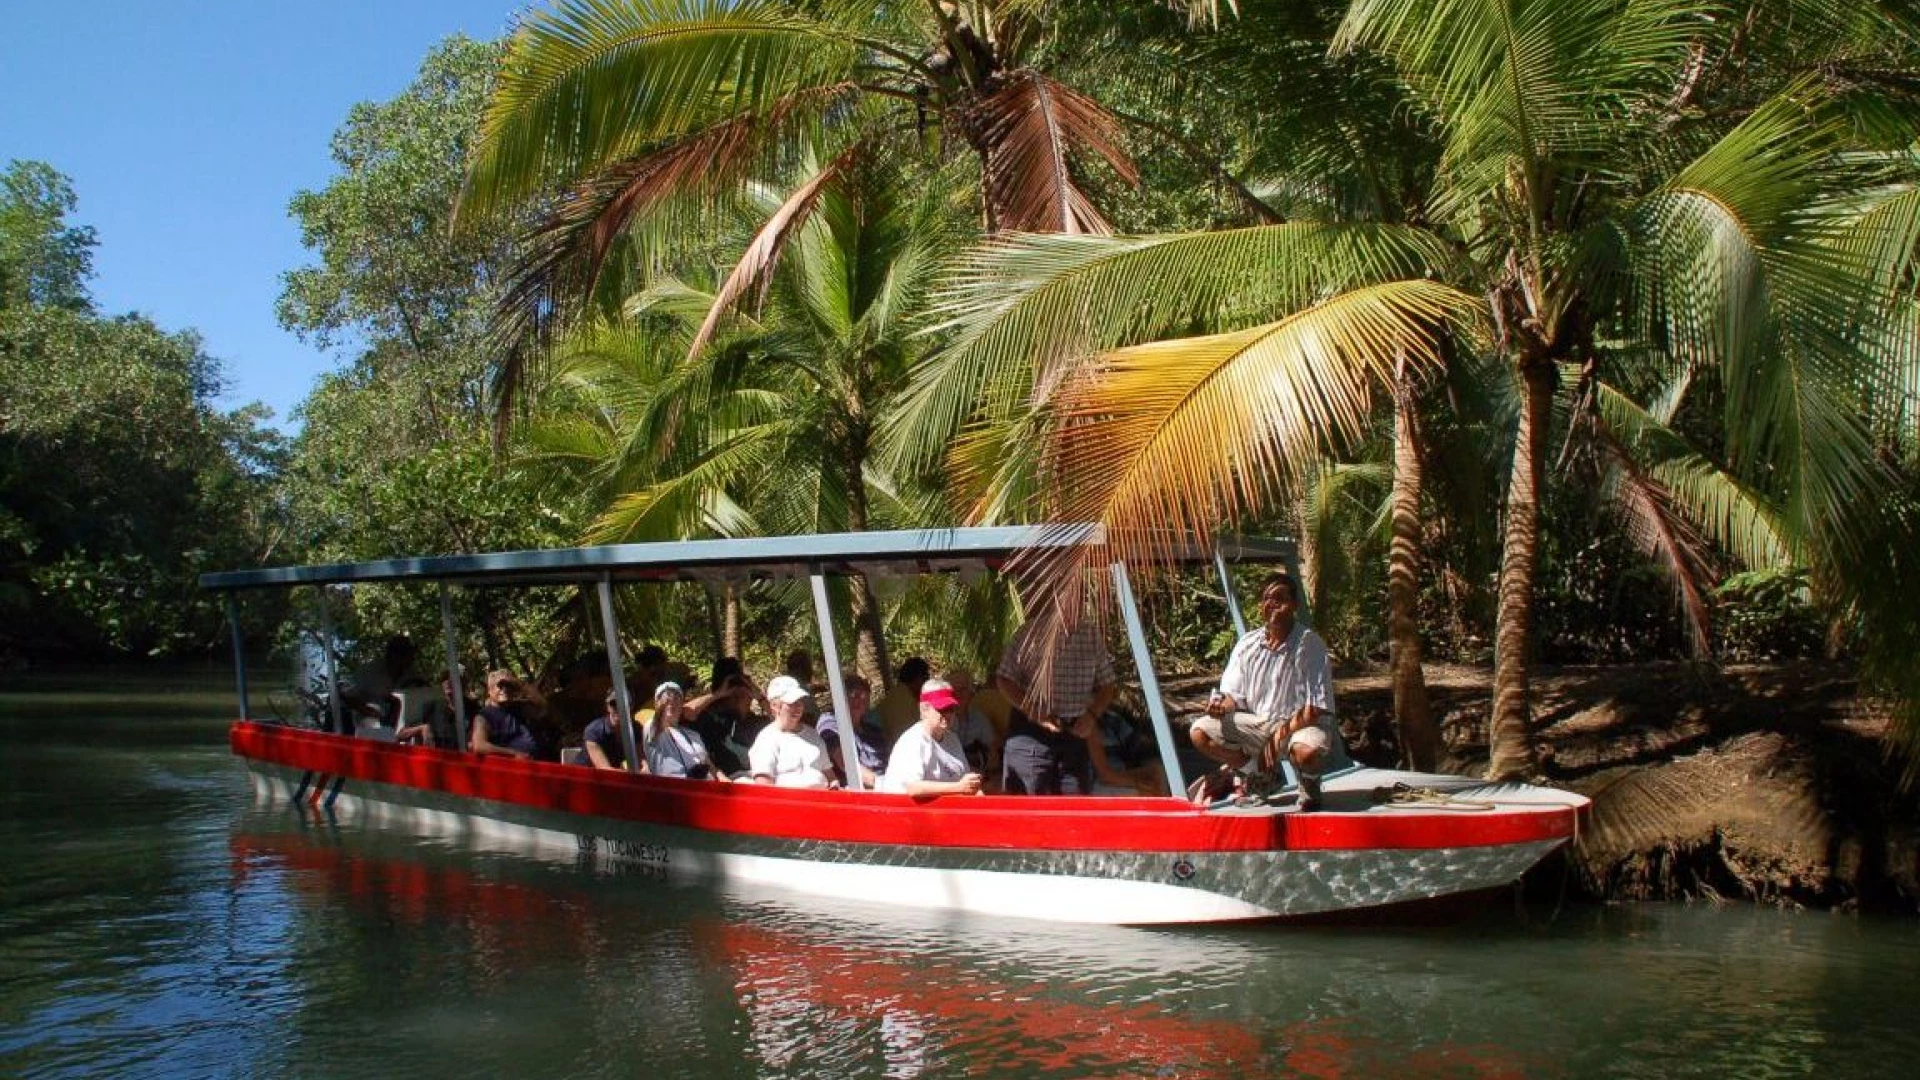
left=996, top=619, right=1115, bottom=718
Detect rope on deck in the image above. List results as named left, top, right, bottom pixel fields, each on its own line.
left=1372, top=782, right=1499, bottom=811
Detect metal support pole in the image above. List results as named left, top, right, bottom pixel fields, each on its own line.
left=597, top=576, right=642, bottom=774
left=1213, top=543, right=1247, bottom=639
left=224, top=593, right=250, bottom=721
left=808, top=569, right=859, bottom=791
left=1110, top=561, right=1185, bottom=798
left=440, top=584, right=469, bottom=752
left=317, top=589, right=343, bottom=734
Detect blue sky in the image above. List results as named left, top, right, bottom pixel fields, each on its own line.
left=1, top=1, right=521, bottom=430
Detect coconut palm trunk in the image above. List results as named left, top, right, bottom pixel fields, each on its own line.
left=1389, top=359, right=1439, bottom=770
left=722, top=581, right=741, bottom=659
left=841, top=428, right=891, bottom=688
left=1489, top=358, right=1556, bottom=780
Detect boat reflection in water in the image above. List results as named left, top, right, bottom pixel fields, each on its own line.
left=229, top=812, right=1539, bottom=1078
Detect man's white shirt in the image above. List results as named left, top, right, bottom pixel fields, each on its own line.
left=1217, top=623, right=1334, bottom=722
left=881, top=723, right=970, bottom=793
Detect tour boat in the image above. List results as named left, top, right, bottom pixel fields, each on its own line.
left=204, top=525, right=1587, bottom=925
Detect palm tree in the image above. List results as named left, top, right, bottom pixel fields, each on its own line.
left=520, top=157, right=964, bottom=685
left=893, top=0, right=1920, bottom=778
left=459, top=0, right=1253, bottom=406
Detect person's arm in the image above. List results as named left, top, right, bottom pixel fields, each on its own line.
left=994, top=674, right=1033, bottom=716
left=1069, top=681, right=1119, bottom=739
left=900, top=774, right=983, bottom=797
left=747, top=729, right=777, bottom=784
left=585, top=738, right=617, bottom=770
left=1087, top=731, right=1125, bottom=788
left=1211, top=638, right=1249, bottom=716
left=1297, top=632, right=1333, bottom=726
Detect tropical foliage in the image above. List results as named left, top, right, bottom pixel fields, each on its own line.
left=12, top=4, right=1920, bottom=789
left=276, top=36, right=584, bottom=677
left=521, top=156, right=967, bottom=682
left=894, top=0, right=1920, bottom=776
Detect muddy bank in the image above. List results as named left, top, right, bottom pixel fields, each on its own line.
left=1335, top=661, right=1920, bottom=913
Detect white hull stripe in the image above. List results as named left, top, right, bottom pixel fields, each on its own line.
left=246, top=762, right=1554, bottom=925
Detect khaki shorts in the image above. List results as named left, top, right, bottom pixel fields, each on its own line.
left=1190, top=711, right=1331, bottom=763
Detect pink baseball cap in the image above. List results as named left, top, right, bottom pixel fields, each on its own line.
left=919, top=680, right=961, bottom=712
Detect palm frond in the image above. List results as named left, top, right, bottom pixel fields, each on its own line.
left=1040, top=279, right=1478, bottom=569
left=688, top=144, right=862, bottom=359
left=1590, top=376, right=1794, bottom=572
left=1335, top=0, right=1706, bottom=224
left=463, top=0, right=865, bottom=222
left=884, top=222, right=1455, bottom=474
left=483, top=86, right=857, bottom=422
left=967, top=70, right=1139, bottom=234
left=1592, top=423, right=1718, bottom=656
left=584, top=416, right=800, bottom=543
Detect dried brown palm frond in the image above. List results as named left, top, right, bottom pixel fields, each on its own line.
left=687, top=142, right=866, bottom=360
left=1593, top=420, right=1719, bottom=657
left=962, top=70, right=1138, bottom=234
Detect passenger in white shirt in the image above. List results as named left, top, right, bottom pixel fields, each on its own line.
left=881, top=679, right=983, bottom=797
left=746, top=675, right=835, bottom=789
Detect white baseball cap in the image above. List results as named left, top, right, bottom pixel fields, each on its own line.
left=766, top=674, right=810, bottom=705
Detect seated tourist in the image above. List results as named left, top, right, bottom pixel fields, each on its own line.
left=342, top=635, right=421, bottom=725
left=395, top=669, right=471, bottom=748
left=784, top=649, right=822, bottom=721
left=689, top=656, right=762, bottom=773
left=745, top=675, right=835, bottom=788
left=876, top=656, right=931, bottom=745
left=582, top=689, right=646, bottom=772
left=816, top=672, right=886, bottom=789
left=644, top=682, right=716, bottom=780
left=1191, top=572, right=1335, bottom=809
left=470, top=669, right=540, bottom=759
left=944, top=668, right=1000, bottom=779
left=880, top=679, right=982, bottom=797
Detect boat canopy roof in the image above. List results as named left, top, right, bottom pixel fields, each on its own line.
left=201, top=525, right=1298, bottom=592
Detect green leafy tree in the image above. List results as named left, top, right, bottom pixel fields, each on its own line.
left=278, top=35, right=583, bottom=674
left=0, top=160, right=95, bottom=311
left=0, top=162, right=282, bottom=661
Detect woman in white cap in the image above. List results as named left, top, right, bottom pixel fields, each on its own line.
left=644, top=682, right=716, bottom=779
left=745, top=675, right=835, bottom=788
left=880, top=679, right=983, bottom=796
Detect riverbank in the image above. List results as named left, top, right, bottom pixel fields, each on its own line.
left=1338, top=661, right=1920, bottom=913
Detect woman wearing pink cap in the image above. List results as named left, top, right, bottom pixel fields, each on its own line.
left=880, top=679, right=983, bottom=796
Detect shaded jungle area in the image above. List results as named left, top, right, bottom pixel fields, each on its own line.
left=6, top=3, right=1920, bottom=911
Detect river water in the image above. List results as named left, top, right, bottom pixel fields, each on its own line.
left=3, top=670, right=1916, bottom=1079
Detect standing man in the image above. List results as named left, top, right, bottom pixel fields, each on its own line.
left=1190, top=573, right=1336, bottom=810
left=995, top=602, right=1117, bottom=796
